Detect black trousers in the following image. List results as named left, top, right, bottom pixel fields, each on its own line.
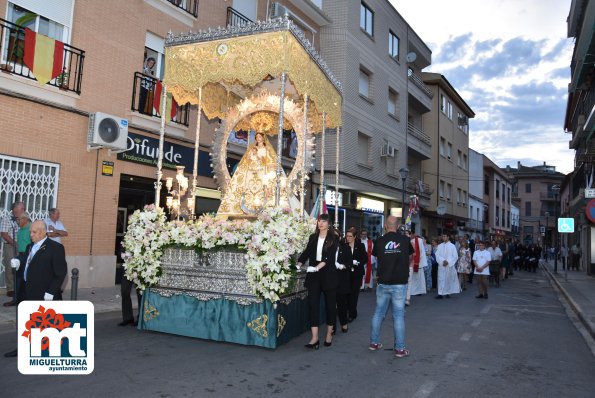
left=336, top=292, right=349, bottom=326
left=348, top=273, right=363, bottom=319
left=121, top=277, right=141, bottom=322
left=307, top=283, right=336, bottom=328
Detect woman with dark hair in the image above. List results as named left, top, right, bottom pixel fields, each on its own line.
left=345, top=227, right=367, bottom=322
left=297, top=214, right=339, bottom=349
left=335, top=231, right=351, bottom=333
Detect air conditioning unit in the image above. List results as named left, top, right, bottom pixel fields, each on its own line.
left=381, top=143, right=395, bottom=157
left=88, top=112, right=129, bottom=152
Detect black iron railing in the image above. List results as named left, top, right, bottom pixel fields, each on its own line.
left=167, top=0, right=199, bottom=17
left=131, top=72, right=190, bottom=127
left=226, top=6, right=252, bottom=27
left=0, top=18, right=85, bottom=94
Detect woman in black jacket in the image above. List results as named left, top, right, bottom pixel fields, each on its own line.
left=335, top=236, right=351, bottom=333
left=345, top=227, right=367, bottom=322
left=297, top=214, right=339, bottom=349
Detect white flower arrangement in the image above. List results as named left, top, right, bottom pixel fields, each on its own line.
left=122, top=205, right=315, bottom=302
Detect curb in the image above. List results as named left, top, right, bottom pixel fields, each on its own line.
left=541, top=264, right=595, bottom=341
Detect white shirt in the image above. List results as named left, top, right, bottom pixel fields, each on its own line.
left=487, top=246, right=502, bottom=262
left=45, top=218, right=67, bottom=244
left=316, top=237, right=325, bottom=262
left=473, top=249, right=492, bottom=275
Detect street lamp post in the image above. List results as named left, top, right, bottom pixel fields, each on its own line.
left=552, top=185, right=560, bottom=274
left=399, top=167, right=409, bottom=226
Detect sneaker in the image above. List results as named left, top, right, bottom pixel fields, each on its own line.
left=369, top=343, right=383, bottom=351
left=394, top=348, right=410, bottom=358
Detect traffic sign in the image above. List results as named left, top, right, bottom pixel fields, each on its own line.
left=558, top=218, right=574, bottom=233
left=587, top=199, right=595, bottom=223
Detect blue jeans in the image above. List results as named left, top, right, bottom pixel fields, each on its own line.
left=370, top=283, right=407, bottom=350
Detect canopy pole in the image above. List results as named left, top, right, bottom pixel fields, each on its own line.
left=275, top=71, right=287, bottom=206
left=320, top=113, right=326, bottom=215
left=154, top=84, right=168, bottom=207
left=300, top=94, right=309, bottom=220
left=190, top=87, right=202, bottom=219
left=335, top=126, right=340, bottom=229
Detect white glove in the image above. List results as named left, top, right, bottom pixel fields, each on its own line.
left=10, top=258, right=20, bottom=270
left=306, top=266, right=318, bottom=273
left=352, top=260, right=359, bottom=265
left=335, top=263, right=346, bottom=270
left=43, top=292, right=54, bottom=301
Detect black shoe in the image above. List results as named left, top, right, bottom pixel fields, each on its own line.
left=324, top=339, right=333, bottom=347
left=4, top=349, right=17, bottom=357
left=445, top=295, right=450, bottom=299
left=483, top=294, right=488, bottom=299
left=118, top=319, right=134, bottom=326
left=435, top=295, right=443, bottom=299
left=475, top=294, right=484, bottom=299
left=304, top=342, right=319, bottom=350
left=341, top=326, right=348, bottom=333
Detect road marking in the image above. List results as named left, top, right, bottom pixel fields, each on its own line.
left=445, top=351, right=459, bottom=365
left=480, top=304, right=492, bottom=314
left=460, top=332, right=472, bottom=342
left=413, top=381, right=437, bottom=398
left=471, top=319, right=481, bottom=328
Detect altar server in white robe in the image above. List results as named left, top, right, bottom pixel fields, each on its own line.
left=407, top=232, right=427, bottom=300
left=435, top=233, right=461, bottom=298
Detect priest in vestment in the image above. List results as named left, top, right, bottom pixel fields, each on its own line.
left=434, top=233, right=461, bottom=298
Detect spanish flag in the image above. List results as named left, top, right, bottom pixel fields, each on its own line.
left=23, top=28, right=64, bottom=85
left=153, top=81, right=178, bottom=123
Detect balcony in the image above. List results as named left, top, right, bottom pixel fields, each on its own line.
left=466, top=219, right=483, bottom=230
left=167, top=0, right=198, bottom=17
left=539, top=192, right=560, bottom=201
left=408, top=68, right=433, bottom=99
left=226, top=7, right=252, bottom=27
left=131, top=72, right=190, bottom=127
left=407, top=122, right=432, bottom=159
left=406, top=177, right=433, bottom=199
left=0, top=18, right=85, bottom=94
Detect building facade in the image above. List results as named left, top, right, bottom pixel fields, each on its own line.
left=483, top=156, right=512, bottom=240
left=0, top=0, right=327, bottom=289
left=467, top=148, right=485, bottom=240
left=505, top=162, right=565, bottom=247
left=564, top=0, right=595, bottom=274
left=421, top=73, right=474, bottom=239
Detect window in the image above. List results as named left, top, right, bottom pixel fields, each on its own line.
left=447, top=143, right=452, bottom=159
left=447, top=183, right=452, bottom=201
left=447, top=101, right=453, bottom=120
left=360, top=2, right=373, bottom=36
left=389, top=31, right=399, bottom=59
left=525, top=183, right=531, bottom=193
left=470, top=205, right=474, bottom=218
left=508, top=187, right=511, bottom=204
left=496, top=206, right=500, bottom=226
left=484, top=175, right=490, bottom=194
left=462, top=154, right=467, bottom=170
left=496, top=179, right=500, bottom=199
left=7, top=2, right=72, bottom=43
left=439, top=180, right=445, bottom=198
left=388, top=89, right=399, bottom=117
left=359, top=68, right=370, bottom=98
left=439, top=137, right=446, bottom=157
left=463, top=191, right=468, bottom=206
left=502, top=183, right=506, bottom=202
left=440, top=94, right=446, bottom=113
left=507, top=211, right=511, bottom=228
left=457, top=150, right=462, bottom=167
left=525, top=201, right=531, bottom=217
left=501, top=208, right=505, bottom=228
left=457, top=188, right=462, bottom=204
left=144, top=32, right=165, bottom=79
left=357, top=132, right=370, bottom=165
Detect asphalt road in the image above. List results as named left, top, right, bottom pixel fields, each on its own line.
left=1, top=270, right=594, bottom=398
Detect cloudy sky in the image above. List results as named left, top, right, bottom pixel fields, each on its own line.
left=391, top=0, right=575, bottom=174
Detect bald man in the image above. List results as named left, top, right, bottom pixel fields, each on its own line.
left=23, top=220, right=67, bottom=301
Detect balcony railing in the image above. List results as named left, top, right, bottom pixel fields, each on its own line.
left=407, top=122, right=431, bottom=145
left=0, top=18, right=85, bottom=94
left=132, top=72, right=190, bottom=127
left=408, top=68, right=433, bottom=99
left=166, top=0, right=198, bottom=17
left=406, top=177, right=433, bottom=197
left=226, top=6, right=253, bottom=27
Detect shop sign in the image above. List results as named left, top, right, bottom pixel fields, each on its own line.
left=117, top=132, right=213, bottom=176
left=356, top=197, right=384, bottom=213
left=325, top=190, right=343, bottom=206
left=101, top=161, right=113, bottom=176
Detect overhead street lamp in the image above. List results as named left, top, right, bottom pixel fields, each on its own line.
left=552, top=185, right=560, bottom=274
left=399, top=167, right=409, bottom=226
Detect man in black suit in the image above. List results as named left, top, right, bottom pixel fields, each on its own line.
left=23, top=220, right=67, bottom=301
left=4, top=220, right=67, bottom=357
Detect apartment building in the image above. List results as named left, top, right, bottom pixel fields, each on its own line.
left=483, top=156, right=512, bottom=240
left=318, top=0, right=433, bottom=238
left=0, top=0, right=327, bottom=289
left=467, top=148, right=485, bottom=240
left=421, top=73, right=474, bottom=238
left=564, top=0, right=595, bottom=274
left=505, top=162, right=565, bottom=247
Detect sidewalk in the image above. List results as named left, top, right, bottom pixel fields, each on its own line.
left=0, top=285, right=136, bottom=327
left=541, top=259, right=595, bottom=340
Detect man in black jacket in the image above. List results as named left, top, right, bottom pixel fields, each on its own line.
left=369, top=216, right=414, bottom=358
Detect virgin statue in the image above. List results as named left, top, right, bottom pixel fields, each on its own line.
left=217, top=132, right=294, bottom=217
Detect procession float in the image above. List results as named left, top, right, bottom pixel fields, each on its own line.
left=121, top=16, right=342, bottom=348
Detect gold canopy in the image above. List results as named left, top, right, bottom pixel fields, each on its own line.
left=163, top=22, right=343, bottom=129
